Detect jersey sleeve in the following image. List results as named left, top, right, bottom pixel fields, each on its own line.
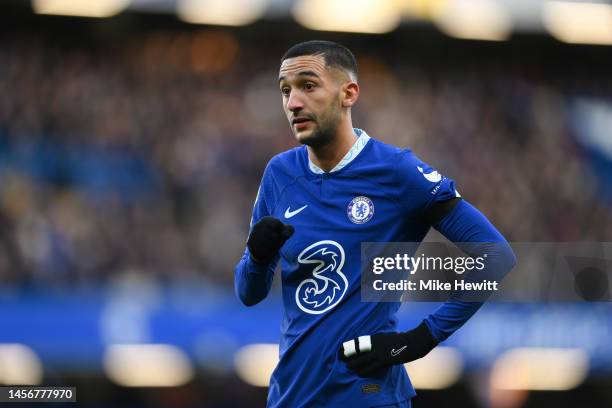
left=394, top=149, right=459, bottom=214
left=423, top=200, right=516, bottom=342
left=234, top=162, right=280, bottom=306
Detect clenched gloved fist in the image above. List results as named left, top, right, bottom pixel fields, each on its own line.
left=339, top=322, right=437, bottom=377
left=247, top=216, right=294, bottom=264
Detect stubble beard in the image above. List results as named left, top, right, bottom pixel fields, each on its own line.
left=299, top=119, right=337, bottom=149
left=296, top=103, right=341, bottom=149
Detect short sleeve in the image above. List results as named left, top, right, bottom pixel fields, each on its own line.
left=394, top=149, right=459, bottom=214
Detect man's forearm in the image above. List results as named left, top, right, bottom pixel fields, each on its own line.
left=234, top=250, right=278, bottom=306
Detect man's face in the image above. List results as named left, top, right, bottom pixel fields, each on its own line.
left=278, top=54, right=346, bottom=147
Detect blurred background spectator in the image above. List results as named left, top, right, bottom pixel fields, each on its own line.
left=1, top=21, right=611, bottom=289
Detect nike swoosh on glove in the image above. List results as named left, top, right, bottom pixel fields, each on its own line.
left=339, top=321, right=437, bottom=377
left=247, top=216, right=294, bottom=264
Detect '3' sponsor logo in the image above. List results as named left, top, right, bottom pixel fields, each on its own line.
left=295, top=240, right=348, bottom=315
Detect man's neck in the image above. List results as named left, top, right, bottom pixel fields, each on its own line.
left=307, top=123, right=357, bottom=173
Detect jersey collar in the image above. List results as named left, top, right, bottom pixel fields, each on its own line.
left=308, top=128, right=371, bottom=174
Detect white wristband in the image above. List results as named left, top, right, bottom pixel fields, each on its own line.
left=342, top=339, right=357, bottom=357
left=358, top=335, right=372, bottom=353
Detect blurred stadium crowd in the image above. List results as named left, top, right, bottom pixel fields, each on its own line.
left=0, top=29, right=610, bottom=289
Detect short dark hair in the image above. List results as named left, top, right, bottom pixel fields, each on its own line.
left=281, top=40, right=358, bottom=79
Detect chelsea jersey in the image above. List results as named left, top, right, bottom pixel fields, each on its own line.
left=235, top=129, right=458, bottom=407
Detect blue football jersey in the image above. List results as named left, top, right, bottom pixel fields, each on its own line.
left=235, top=129, right=458, bottom=407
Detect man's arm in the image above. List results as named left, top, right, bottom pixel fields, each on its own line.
left=340, top=198, right=516, bottom=376
left=233, top=162, right=294, bottom=307
left=235, top=249, right=279, bottom=307
left=234, top=217, right=294, bottom=306
left=424, top=198, right=516, bottom=342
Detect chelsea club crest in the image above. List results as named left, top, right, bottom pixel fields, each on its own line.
left=347, top=196, right=374, bottom=224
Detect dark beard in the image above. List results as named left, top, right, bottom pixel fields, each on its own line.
left=300, top=110, right=339, bottom=149
left=302, top=123, right=337, bottom=148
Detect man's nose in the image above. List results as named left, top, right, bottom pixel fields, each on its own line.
left=287, top=92, right=304, bottom=112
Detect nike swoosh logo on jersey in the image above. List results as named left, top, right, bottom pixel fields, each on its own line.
left=390, top=346, right=407, bottom=357
left=285, top=205, right=308, bottom=219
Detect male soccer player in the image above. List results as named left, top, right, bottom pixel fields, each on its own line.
left=235, top=41, right=516, bottom=407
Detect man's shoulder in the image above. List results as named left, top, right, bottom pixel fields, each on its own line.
left=257, top=147, right=305, bottom=203
left=372, top=136, right=401, bottom=149
left=267, top=145, right=305, bottom=172
left=361, top=136, right=414, bottom=168
left=361, top=137, right=436, bottom=189
left=260, top=146, right=305, bottom=189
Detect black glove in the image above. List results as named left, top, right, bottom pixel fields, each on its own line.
left=339, top=322, right=437, bottom=377
left=247, top=216, right=294, bottom=264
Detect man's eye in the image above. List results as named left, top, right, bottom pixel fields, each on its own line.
left=281, top=87, right=290, bottom=96
left=304, top=83, right=316, bottom=90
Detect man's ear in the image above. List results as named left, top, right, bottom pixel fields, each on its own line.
left=342, top=82, right=359, bottom=108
